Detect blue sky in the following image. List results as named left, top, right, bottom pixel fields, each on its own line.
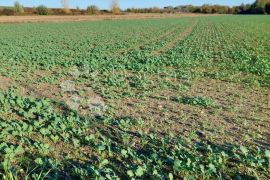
left=1, top=0, right=255, bottom=9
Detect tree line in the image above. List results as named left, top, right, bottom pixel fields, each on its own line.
left=0, top=0, right=269, bottom=16
left=128, top=0, right=270, bottom=14
left=0, top=0, right=120, bottom=15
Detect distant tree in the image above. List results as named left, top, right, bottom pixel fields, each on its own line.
left=253, top=7, right=265, bottom=13
left=265, top=3, right=270, bottom=13
left=124, top=1, right=270, bottom=15
left=111, top=0, right=121, bottom=14
left=255, top=0, right=270, bottom=8
left=201, top=4, right=212, bottom=13
left=164, top=6, right=174, bottom=13
left=228, top=7, right=237, bottom=14
left=76, top=6, right=80, bottom=11
left=152, top=6, right=161, bottom=13
left=240, top=3, right=249, bottom=11
left=216, top=5, right=229, bottom=14
left=36, top=5, right=49, bottom=15
left=14, top=1, right=24, bottom=15
left=236, top=3, right=252, bottom=14
left=211, top=5, right=218, bottom=13
left=62, top=0, right=70, bottom=14
left=87, top=5, right=99, bottom=15
left=248, top=0, right=270, bottom=13
left=193, top=7, right=201, bottom=13
left=2, top=8, right=14, bottom=16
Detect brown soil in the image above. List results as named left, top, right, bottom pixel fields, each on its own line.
left=0, top=13, right=222, bottom=23
left=110, top=78, right=270, bottom=149
left=19, top=78, right=105, bottom=117
left=0, top=75, right=11, bottom=90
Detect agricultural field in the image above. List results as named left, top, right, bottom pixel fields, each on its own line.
left=0, top=15, right=269, bottom=179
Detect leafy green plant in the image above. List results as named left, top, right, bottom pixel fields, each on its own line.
left=170, top=96, right=217, bottom=107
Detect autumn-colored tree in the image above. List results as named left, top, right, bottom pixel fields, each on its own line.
left=87, top=5, right=99, bottom=15
left=62, top=0, right=70, bottom=14
left=201, top=4, right=212, bottom=13
left=111, top=0, right=121, bottom=14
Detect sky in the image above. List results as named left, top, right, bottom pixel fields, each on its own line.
left=1, top=0, right=255, bottom=9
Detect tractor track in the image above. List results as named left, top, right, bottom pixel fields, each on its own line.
left=152, top=19, right=198, bottom=56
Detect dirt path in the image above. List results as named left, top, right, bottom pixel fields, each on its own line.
left=0, top=13, right=219, bottom=23
left=152, top=19, right=198, bottom=56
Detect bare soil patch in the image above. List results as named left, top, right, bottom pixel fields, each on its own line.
left=0, top=75, right=11, bottom=90
left=111, top=78, right=270, bottom=149
left=0, top=13, right=221, bottom=23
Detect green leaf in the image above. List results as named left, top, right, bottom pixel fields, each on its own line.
left=135, top=166, right=144, bottom=177
left=100, top=159, right=109, bottom=167
left=208, top=163, right=216, bottom=173
left=173, top=159, right=182, bottom=171
left=169, top=173, right=174, bottom=180
left=153, top=169, right=158, bottom=175
left=98, top=145, right=105, bottom=151
left=127, top=170, right=134, bottom=177
left=187, top=158, right=191, bottom=167
left=121, top=149, right=128, bottom=158
left=34, top=158, right=43, bottom=165
left=240, top=146, right=248, bottom=156
left=199, top=164, right=205, bottom=173
left=265, top=150, right=270, bottom=158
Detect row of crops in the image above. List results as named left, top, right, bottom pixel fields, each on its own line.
left=0, top=16, right=269, bottom=179
left=0, top=16, right=269, bottom=86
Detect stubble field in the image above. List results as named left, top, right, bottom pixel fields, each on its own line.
left=0, top=15, right=269, bottom=179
